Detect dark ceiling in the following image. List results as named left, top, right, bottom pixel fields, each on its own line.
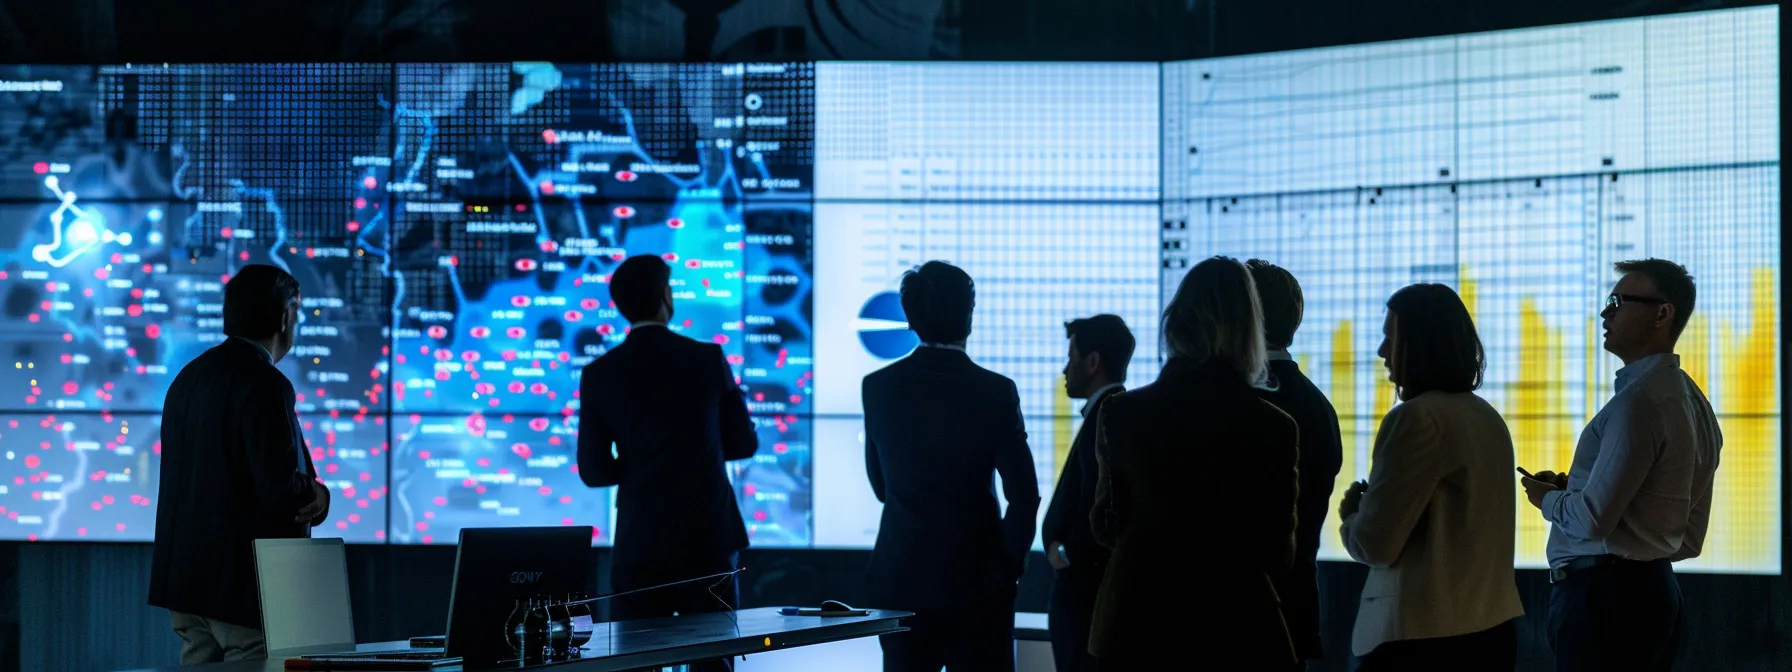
left=0, top=0, right=1773, bottom=63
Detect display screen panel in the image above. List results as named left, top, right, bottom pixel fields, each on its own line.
left=0, top=7, right=1775, bottom=574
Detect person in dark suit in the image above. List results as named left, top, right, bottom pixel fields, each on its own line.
left=1247, top=259, right=1344, bottom=670
left=1042, top=315, right=1134, bottom=672
left=150, top=264, right=329, bottom=664
left=576, top=254, right=757, bottom=672
left=1090, top=256, right=1299, bottom=669
left=863, top=260, right=1040, bottom=672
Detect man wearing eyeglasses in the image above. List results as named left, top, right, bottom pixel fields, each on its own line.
left=1518, top=258, right=1722, bottom=672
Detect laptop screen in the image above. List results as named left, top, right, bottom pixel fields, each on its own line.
left=255, top=538, right=357, bottom=657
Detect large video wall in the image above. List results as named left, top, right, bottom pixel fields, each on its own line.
left=1159, top=8, right=1780, bottom=573
left=0, top=6, right=1778, bottom=572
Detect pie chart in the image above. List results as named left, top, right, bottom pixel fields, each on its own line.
left=855, top=292, right=918, bottom=360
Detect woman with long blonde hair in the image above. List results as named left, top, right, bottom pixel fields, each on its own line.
left=1087, top=256, right=1300, bottom=669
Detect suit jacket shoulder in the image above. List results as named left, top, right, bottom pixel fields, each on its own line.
left=242, top=355, right=296, bottom=394
left=860, top=357, right=901, bottom=399
left=1092, top=388, right=1134, bottom=446
left=865, top=349, right=1017, bottom=396
left=584, top=327, right=723, bottom=379
left=963, top=357, right=1013, bottom=384
left=1256, top=397, right=1300, bottom=445
left=1376, top=390, right=1490, bottom=439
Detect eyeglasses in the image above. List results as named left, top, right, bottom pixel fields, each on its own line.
left=1605, top=293, right=1668, bottom=311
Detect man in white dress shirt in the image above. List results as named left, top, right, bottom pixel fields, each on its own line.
left=1521, top=258, right=1722, bottom=672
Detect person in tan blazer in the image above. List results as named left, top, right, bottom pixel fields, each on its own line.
left=1339, top=283, right=1524, bottom=671
left=1089, top=256, right=1300, bottom=670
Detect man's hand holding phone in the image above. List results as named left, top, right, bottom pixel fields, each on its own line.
left=1339, top=480, right=1368, bottom=519
left=1517, top=467, right=1567, bottom=510
left=1046, top=541, right=1070, bottom=571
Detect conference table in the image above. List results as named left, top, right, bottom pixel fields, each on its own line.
left=115, top=608, right=911, bottom=671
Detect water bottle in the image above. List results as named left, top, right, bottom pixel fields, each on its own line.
left=567, top=592, right=595, bottom=648
left=522, top=596, right=550, bottom=663
left=545, top=597, right=573, bottom=657
left=503, top=599, right=527, bottom=655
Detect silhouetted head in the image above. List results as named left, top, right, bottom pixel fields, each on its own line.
left=1379, top=284, right=1484, bottom=401
left=1063, top=314, right=1136, bottom=399
left=899, top=261, right=975, bottom=346
left=1601, top=258, right=1696, bottom=364
left=223, top=264, right=301, bottom=363
left=610, top=255, right=674, bottom=324
left=1162, top=256, right=1267, bottom=387
left=1245, top=259, right=1304, bottom=351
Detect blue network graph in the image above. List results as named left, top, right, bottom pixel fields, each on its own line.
left=0, top=61, right=815, bottom=546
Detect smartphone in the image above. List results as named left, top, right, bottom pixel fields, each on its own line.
left=1515, top=467, right=1537, bottom=480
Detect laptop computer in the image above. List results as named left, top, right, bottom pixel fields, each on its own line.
left=254, top=538, right=361, bottom=658
left=255, top=538, right=462, bottom=670
left=257, top=527, right=593, bottom=669
left=443, top=526, right=596, bottom=666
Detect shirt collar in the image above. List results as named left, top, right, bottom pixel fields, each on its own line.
left=1267, top=348, right=1293, bottom=362
left=630, top=321, right=667, bottom=330
left=919, top=342, right=965, bottom=353
left=1082, top=383, right=1125, bottom=417
left=234, top=336, right=274, bottom=364
left=1615, top=352, right=1679, bottom=393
